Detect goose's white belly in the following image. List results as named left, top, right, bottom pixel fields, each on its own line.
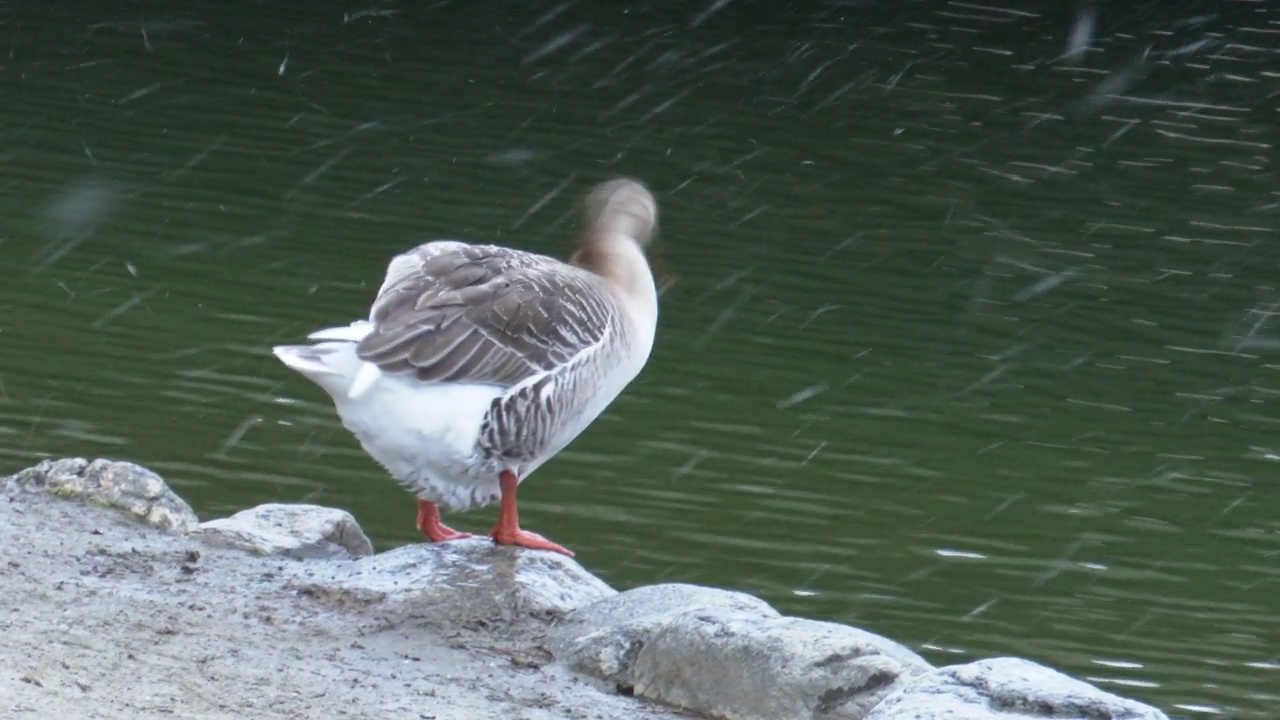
left=330, top=366, right=641, bottom=511
left=332, top=373, right=507, bottom=510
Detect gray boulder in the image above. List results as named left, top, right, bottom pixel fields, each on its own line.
left=285, top=537, right=616, bottom=626
left=551, top=583, right=780, bottom=682
left=865, top=656, right=1170, bottom=720
left=549, top=583, right=932, bottom=720
left=2, top=457, right=198, bottom=534
left=196, top=503, right=374, bottom=559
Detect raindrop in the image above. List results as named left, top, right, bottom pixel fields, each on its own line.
left=35, top=177, right=119, bottom=272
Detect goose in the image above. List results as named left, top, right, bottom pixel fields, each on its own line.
left=272, top=178, right=659, bottom=557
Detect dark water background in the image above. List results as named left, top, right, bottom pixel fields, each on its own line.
left=2, top=1, right=1278, bottom=716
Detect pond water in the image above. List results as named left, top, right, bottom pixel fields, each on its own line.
left=2, top=1, right=1277, bottom=716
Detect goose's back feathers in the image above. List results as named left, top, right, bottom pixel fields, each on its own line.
left=358, top=241, right=615, bottom=389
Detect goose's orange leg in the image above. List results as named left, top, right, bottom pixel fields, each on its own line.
left=489, top=470, right=573, bottom=557
left=416, top=499, right=472, bottom=542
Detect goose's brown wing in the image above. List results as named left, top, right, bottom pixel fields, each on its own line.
left=356, top=241, right=613, bottom=388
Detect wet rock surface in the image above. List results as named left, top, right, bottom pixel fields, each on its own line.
left=285, top=537, right=616, bottom=626
left=0, top=460, right=685, bottom=720
left=1, top=458, right=1171, bottom=720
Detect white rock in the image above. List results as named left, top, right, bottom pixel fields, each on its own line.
left=550, top=583, right=780, bottom=683
left=2, top=457, right=198, bottom=534
left=632, top=609, right=931, bottom=720
left=549, top=583, right=932, bottom=719
left=196, top=503, right=374, bottom=559
left=865, top=656, right=1170, bottom=720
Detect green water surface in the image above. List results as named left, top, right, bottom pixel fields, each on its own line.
left=2, top=1, right=1277, bottom=716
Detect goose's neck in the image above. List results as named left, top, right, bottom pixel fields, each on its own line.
left=571, top=233, right=658, bottom=316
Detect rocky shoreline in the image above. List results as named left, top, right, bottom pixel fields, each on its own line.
left=2, top=458, right=1170, bottom=720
